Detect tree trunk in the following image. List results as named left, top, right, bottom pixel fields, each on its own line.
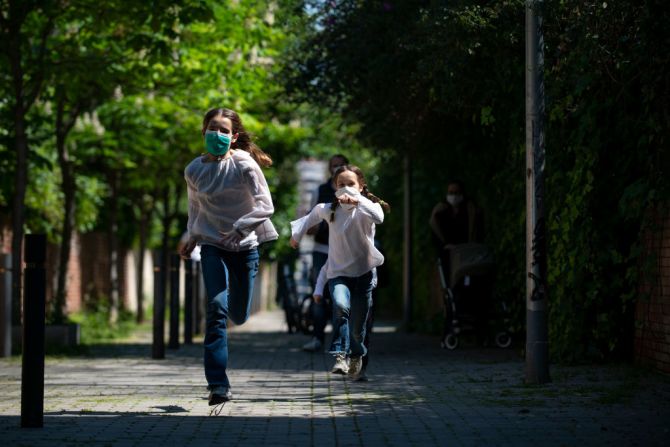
left=10, top=108, right=27, bottom=326
left=136, top=194, right=154, bottom=324
left=8, top=7, right=27, bottom=326
left=54, top=96, right=77, bottom=325
left=108, top=173, right=120, bottom=324
left=160, top=186, right=171, bottom=308
left=5, top=1, right=55, bottom=325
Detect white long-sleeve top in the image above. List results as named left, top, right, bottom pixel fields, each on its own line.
left=291, top=196, right=384, bottom=279
left=185, top=150, right=278, bottom=251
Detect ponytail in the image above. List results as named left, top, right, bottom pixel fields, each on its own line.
left=242, top=142, right=273, bottom=168
left=330, top=201, right=339, bottom=222
left=362, top=186, right=391, bottom=213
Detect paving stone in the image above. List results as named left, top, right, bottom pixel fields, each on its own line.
left=1, top=310, right=669, bottom=446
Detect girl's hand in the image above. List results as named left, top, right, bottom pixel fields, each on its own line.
left=337, top=194, right=359, bottom=206
left=179, top=239, right=197, bottom=260
left=219, top=230, right=242, bottom=247
left=289, top=238, right=299, bottom=249
left=313, top=294, right=322, bottom=303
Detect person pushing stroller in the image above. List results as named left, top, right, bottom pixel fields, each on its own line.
left=429, top=180, right=493, bottom=348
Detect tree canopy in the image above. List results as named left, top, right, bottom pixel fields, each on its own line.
left=284, top=0, right=669, bottom=361
left=1, top=1, right=668, bottom=361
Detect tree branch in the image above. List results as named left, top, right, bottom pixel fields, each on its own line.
left=24, top=12, right=57, bottom=110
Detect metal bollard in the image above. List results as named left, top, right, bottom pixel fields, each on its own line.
left=194, top=262, right=202, bottom=335
left=0, top=253, right=11, bottom=357
left=168, top=253, right=180, bottom=350
left=184, top=259, right=193, bottom=345
left=21, top=234, right=46, bottom=428
left=152, top=250, right=165, bottom=359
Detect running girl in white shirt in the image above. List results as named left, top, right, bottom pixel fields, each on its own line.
left=180, top=108, right=277, bottom=405
left=290, top=165, right=389, bottom=380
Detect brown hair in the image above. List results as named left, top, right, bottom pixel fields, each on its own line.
left=202, top=108, right=272, bottom=168
left=330, top=164, right=390, bottom=221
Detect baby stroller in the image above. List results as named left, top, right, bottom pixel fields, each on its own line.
left=438, top=243, right=512, bottom=350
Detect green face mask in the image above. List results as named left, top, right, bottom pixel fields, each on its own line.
left=204, top=130, right=232, bottom=156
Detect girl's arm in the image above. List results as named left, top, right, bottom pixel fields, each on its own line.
left=356, top=195, right=384, bottom=224
left=181, top=174, right=200, bottom=259
left=313, top=264, right=328, bottom=300
left=185, top=174, right=200, bottom=242
left=232, top=160, right=275, bottom=237
left=290, top=204, right=329, bottom=244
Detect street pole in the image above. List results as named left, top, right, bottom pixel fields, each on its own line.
left=525, top=0, right=550, bottom=384
left=184, top=258, right=193, bottom=345
left=168, top=253, right=180, bottom=350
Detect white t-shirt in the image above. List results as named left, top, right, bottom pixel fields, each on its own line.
left=185, top=150, right=278, bottom=251
left=291, top=196, right=384, bottom=279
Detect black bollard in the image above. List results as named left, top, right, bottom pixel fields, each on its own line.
left=1, top=253, right=11, bottom=358
left=194, top=262, right=202, bottom=335
left=152, top=250, right=165, bottom=359
left=21, top=234, right=46, bottom=428
left=168, top=253, right=180, bottom=350
left=184, top=259, right=193, bottom=345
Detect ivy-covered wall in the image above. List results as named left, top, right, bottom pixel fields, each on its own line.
left=635, top=206, right=670, bottom=373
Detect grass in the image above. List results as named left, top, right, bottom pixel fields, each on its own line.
left=68, top=308, right=142, bottom=345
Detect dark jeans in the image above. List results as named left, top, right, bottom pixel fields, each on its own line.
left=200, top=244, right=259, bottom=389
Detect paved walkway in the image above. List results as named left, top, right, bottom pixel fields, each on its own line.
left=1, top=310, right=669, bottom=446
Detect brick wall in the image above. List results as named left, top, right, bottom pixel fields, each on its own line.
left=0, top=226, right=130, bottom=317
left=45, top=232, right=83, bottom=313
left=79, top=231, right=129, bottom=308
left=635, top=207, right=670, bottom=373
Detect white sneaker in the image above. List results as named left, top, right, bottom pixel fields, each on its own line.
left=348, top=356, right=362, bottom=380
left=302, top=337, right=323, bottom=352
left=331, top=354, right=349, bottom=374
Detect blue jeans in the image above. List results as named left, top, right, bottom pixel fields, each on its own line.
left=200, top=244, right=259, bottom=389
left=328, top=271, right=374, bottom=358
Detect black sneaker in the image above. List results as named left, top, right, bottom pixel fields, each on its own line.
left=208, top=386, right=233, bottom=405
left=348, top=356, right=363, bottom=380
left=355, top=367, right=368, bottom=382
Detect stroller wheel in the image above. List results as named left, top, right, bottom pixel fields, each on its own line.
left=441, top=333, right=459, bottom=350
left=495, top=332, right=512, bottom=348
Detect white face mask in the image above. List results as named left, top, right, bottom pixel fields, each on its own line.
left=446, top=194, right=464, bottom=207
left=335, top=186, right=361, bottom=210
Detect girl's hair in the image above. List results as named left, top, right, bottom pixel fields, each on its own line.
left=330, top=164, right=390, bottom=222
left=202, top=108, right=273, bottom=168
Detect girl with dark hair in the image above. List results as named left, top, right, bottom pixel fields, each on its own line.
left=180, top=108, right=277, bottom=405
left=302, top=153, right=349, bottom=353
left=290, top=165, right=389, bottom=380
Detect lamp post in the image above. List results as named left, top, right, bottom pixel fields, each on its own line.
left=525, top=0, right=550, bottom=384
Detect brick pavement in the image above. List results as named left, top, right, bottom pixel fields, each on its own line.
left=1, top=310, right=669, bottom=446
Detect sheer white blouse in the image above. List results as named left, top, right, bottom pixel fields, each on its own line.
left=185, top=150, right=278, bottom=251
